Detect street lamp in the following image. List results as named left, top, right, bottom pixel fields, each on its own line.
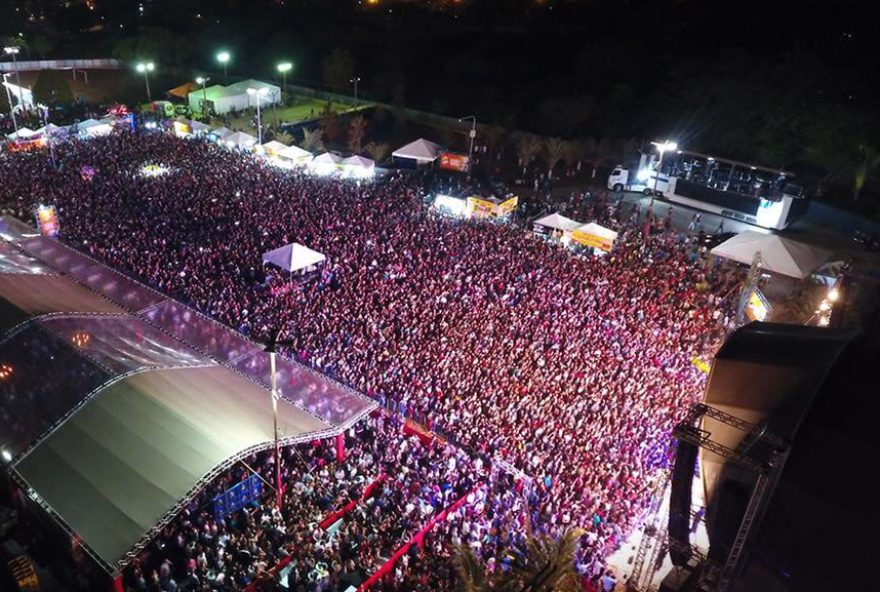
left=649, top=140, right=677, bottom=206
left=277, top=62, right=292, bottom=89
left=349, top=76, right=361, bottom=105
left=3, top=46, right=24, bottom=109
left=2, top=73, right=19, bottom=135
left=458, top=115, right=477, bottom=175
left=196, top=76, right=210, bottom=114
left=217, top=51, right=231, bottom=83
left=135, top=62, right=155, bottom=102
left=247, top=87, right=269, bottom=145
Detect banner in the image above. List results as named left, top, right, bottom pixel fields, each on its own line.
left=468, top=196, right=497, bottom=218
left=571, top=228, right=614, bottom=251
left=213, top=474, right=263, bottom=520
left=439, top=152, right=470, bottom=172
left=744, top=287, right=771, bottom=322
left=36, top=205, right=60, bottom=237
left=497, top=195, right=518, bottom=215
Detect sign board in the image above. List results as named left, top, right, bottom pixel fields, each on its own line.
left=439, top=152, right=470, bottom=173
left=173, top=121, right=191, bottom=137
left=497, top=196, right=518, bottom=216
left=213, top=474, right=264, bottom=520
left=744, top=287, right=771, bottom=322
left=571, top=228, right=615, bottom=251
left=36, top=205, right=59, bottom=237
left=468, top=196, right=497, bottom=218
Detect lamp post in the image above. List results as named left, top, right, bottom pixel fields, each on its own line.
left=262, top=328, right=295, bottom=510
left=349, top=76, right=361, bottom=105
left=458, top=115, right=477, bottom=175
left=136, top=62, right=155, bottom=102
left=2, top=73, right=19, bottom=135
left=247, top=87, right=269, bottom=145
left=217, top=51, right=230, bottom=84
left=277, top=62, right=292, bottom=90
left=40, top=105, right=56, bottom=168
left=3, top=47, right=24, bottom=108
left=649, top=140, right=677, bottom=207
left=196, top=76, right=210, bottom=114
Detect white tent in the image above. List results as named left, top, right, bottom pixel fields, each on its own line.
left=311, top=152, right=342, bottom=175
left=261, top=140, right=289, bottom=156
left=392, top=138, right=441, bottom=163
left=313, top=152, right=342, bottom=165
left=570, top=222, right=619, bottom=252
left=262, top=243, right=326, bottom=275
left=78, top=118, right=113, bottom=137
left=533, top=212, right=583, bottom=233
left=278, top=145, right=313, bottom=162
left=342, top=155, right=375, bottom=169
left=210, top=126, right=234, bottom=140
left=710, top=231, right=831, bottom=279
left=224, top=131, right=258, bottom=150
left=188, top=120, right=211, bottom=134
left=6, top=127, right=38, bottom=140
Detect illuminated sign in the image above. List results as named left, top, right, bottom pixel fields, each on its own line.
left=439, top=152, right=470, bottom=172
left=36, top=205, right=60, bottom=237
left=744, top=288, right=771, bottom=322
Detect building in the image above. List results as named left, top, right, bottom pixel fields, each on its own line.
left=187, top=79, right=281, bottom=115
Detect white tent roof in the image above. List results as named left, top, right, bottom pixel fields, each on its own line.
left=262, top=243, right=326, bottom=273
left=78, top=119, right=102, bottom=129
left=710, top=231, right=832, bottom=279
left=5, top=126, right=37, bottom=140
left=224, top=131, right=258, bottom=149
left=188, top=120, right=211, bottom=132
left=341, top=155, right=375, bottom=168
left=261, top=140, right=288, bottom=154
left=313, top=152, right=343, bottom=165
left=278, top=145, right=312, bottom=161
left=210, top=126, right=234, bottom=139
left=575, top=222, right=618, bottom=241
left=392, top=138, right=441, bottom=162
left=534, top=212, right=582, bottom=232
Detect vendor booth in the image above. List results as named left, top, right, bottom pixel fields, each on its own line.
left=570, top=222, right=618, bottom=252
left=533, top=212, right=583, bottom=235
left=223, top=131, right=258, bottom=151
left=341, top=155, right=375, bottom=178
left=278, top=145, right=313, bottom=164
left=392, top=138, right=441, bottom=167
left=311, top=152, right=343, bottom=176
left=260, top=140, right=289, bottom=157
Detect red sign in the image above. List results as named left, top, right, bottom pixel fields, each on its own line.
left=440, top=152, right=470, bottom=172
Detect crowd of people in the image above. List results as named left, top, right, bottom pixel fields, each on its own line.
left=0, top=130, right=742, bottom=590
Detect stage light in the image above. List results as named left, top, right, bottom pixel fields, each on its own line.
left=1, top=450, right=11, bottom=462
left=0, top=363, right=13, bottom=380
left=828, top=287, right=839, bottom=302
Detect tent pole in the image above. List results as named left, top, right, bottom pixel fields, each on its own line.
left=270, top=350, right=282, bottom=509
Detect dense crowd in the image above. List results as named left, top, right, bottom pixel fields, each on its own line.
left=0, top=131, right=741, bottom=589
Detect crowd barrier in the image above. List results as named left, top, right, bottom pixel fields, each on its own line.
left=357, top=487, right=479, bottom=591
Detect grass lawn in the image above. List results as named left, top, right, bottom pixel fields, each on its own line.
left=201, top=95, right=369, bottom=132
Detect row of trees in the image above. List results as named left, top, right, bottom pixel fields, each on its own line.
left=513, top=135, right=637, bottom=180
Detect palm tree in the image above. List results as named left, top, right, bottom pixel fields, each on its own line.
left=853, top=144, right=880, bottom=201
left=348, top=114, right=368, bottom=153
left=562, top=140, right=584, bottom=177
left=455, top=529, right=585, bottom=592
left=543, top=137, right=567, bottom=180
left=482, top=125, right=506, bottom=155
left=364, top=141, right=390, bottom=163
left=582, top=137, right=619, bottom=179
left=516, top=134, right=543, bottom=175
left=273, top=130, right=294, bottom=145
left=301, top=127, right=325, bottom=152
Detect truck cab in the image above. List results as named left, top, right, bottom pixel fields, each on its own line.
left=608, top=165, right=671, bottom=196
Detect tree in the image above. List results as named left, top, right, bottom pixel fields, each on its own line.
left=543, top=137, right=567, bottom=179
left=365, top=142, right=390, bottom=163
left=482, top=125, right=506, bottom=155
left=272, top=130, right=294, bottom=145
left=301, top=128, right=324, bottom=152
left=347, top=115, right=367, bottom=153
left=853, top=145, right=880, bottom=201
left=112, top=28, right=195, bottom=78
left=322, top=49, right=355, bottom=91
left=31, top=34, right=55, bottom=58
left=32, top=70, right=74, bottom=105
left=516, top=134, right=543, bottom=175
left=580, top=137, right=620, bottom=179
left=455, top=529, right=584, bottom=592
left=319, top=102, right=342, bottom=144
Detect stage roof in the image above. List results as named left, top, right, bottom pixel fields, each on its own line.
left=13, top=367, right=330, bottom=572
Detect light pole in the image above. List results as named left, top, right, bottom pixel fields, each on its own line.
left=649, top=140, right=677, bottom=207
left=136, top=62, right=155, bottom=102
left=3, top=47, right=24, bottom=109
left=277, top=62, right=292, bottom=90
left=196, top=76, right=210, bottom=115
left=349, top=76, right=361, bottom=105
left=217, top=51, right=230, bottom=84
left=247, top=87, right=269, bottom=145
left=40, top=105, right=57, bottom=168
left=263, top=328, right=295, bottom=510
left=2, top=73, right=19, bottom=135
left=459, top=115, right=477, bottom=174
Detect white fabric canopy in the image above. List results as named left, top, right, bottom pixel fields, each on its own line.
left=575, top=222, right=618, bottom=242
left=6, top=126, right=37, bottom=140
left=187, top=120, right=211, bottom=133
left=262, top=243, right=326, bottom=273
left=261, top=140, right=288, bottom=155
left=210, top=126, right=233, bottom=139
left=392, top=138, right=441, bottom=162
left=313, top=152, right=342, bottom=165
left=278, top=145, right=312, bottom=161
left=224, top=131, right=258, bottom=149
left=342, top=155, right=375, bottom=169
left=710, top=231, right=831, bottom=279
left=534, top=212, right=582, bottom=232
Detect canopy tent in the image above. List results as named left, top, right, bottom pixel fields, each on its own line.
left=77, top=119, right=113, bottom=137
left=341, top=155, right=375, bottom=178
left=311, top=152, right=343, bottom=175
left=187, top=119, right=210, bottom=134
left=261, top=140, right=289, bottom=157
left=262, top=243, right=327, bottom=274
left=34, top=123, right=65, bottom=137
left=710, top=231, right=832, bottom=279
left=278, top=144, right=312, bottom=162
left=209, top=126, right=233, bottom=140
left=392, top=138, right=441, bottom=164
left=223, top=131, right=258, bottom=150
left=5, top=126, right=37, bottom=141
left=533, top=212, right=583, bottom=233
left=167, top=82, right=199, bottom=100
left=570, top=222, right=619, bottom=252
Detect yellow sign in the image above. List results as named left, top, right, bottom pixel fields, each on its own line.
left=691, top=357, right=711, bottom=374
left=570, top=229, right=614, bottom=251
left=497, top=196, right=518, bottom=215
left=745, top=289, right=770, bottom=322
left=468, top=196, right=497, bottom=218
